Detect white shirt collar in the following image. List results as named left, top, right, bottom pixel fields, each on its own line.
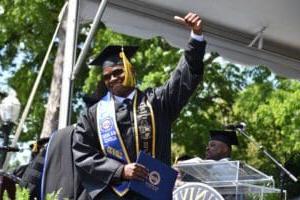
left=113, top=90, right=136, bottom=104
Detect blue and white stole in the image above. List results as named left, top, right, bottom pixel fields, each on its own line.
left=96, top=91, right=156, bottom=196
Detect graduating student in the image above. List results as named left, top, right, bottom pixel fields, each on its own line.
left=73, top=12, right=207, bottom=199
left=16, top=137, right=49, bottom=200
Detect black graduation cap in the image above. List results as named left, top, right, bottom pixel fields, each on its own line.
left=175, top=154, right=193, bottom=164
left=209, top=130, right=238, bottom=146
left=89, top=45, right=138, bottom=67
left=30, top=137, right=50, bottom=152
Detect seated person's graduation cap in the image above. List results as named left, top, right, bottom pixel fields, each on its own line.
left=174, top=154, right=193, bottom=164
left=209, top=130, right=239, bottom=147
left=30, top=137, right=50, bottom=154
left=89, top=45, right=138, bottom=67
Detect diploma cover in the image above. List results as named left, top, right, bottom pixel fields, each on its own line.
left=129, top=151, right=178, bottom=200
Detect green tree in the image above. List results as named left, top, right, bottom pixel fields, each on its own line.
left=233, top=75, right=300, bottom=186
left=235, top=79, right=300, bottom=154
left=0, top=0, right=64, bottom=140
left=172, top=59, right=249, bottom=158
left=2, top=5, right=299, bottom=195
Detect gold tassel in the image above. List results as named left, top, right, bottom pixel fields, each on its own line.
left=174, top=156, right=180, bottom=164
left=32, top=143, right=39, bottom=153
left=119, top=51, right=135, bottom=87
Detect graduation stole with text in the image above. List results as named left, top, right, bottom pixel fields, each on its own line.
left=96, top=91, right=156, bottom=196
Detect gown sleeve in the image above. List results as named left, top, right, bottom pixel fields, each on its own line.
left=152, top=38, right=206, bottom=122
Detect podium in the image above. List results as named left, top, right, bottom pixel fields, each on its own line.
left=174, top=160, right=286, bottom=200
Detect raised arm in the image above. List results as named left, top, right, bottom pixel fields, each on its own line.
left=152, top=13, right=206, bottom=122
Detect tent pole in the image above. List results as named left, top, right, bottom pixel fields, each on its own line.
left=58, top=0, right=79, bottom=129
left=71, top=0, right=108, bottom=80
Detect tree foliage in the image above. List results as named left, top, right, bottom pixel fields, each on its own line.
left=0, top=0, right=64, bottom=140
left=233, top=77, right=300, bottom=177
left=1, top=1, right=299, bottom=195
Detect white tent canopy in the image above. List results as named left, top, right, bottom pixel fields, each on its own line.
left=56, top=0, right=300, bottom=128
left=78, top=0, right=300, bottom=79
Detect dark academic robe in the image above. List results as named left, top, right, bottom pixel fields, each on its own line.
left=41, top=125, right=89, bottom=200
left=73, top=38, right=206, bottom=199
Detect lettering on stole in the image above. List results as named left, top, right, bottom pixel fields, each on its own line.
left=100, top=117, right=123, bottom=159
left=137, top=103, right=152, bottom=154
left=106, top=146, right=123, bottom=160
left=173, top=183, right=224, bottom=200
left=100, top=117, right=117, bottom=142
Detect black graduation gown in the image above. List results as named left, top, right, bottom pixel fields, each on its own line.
left=72, top=38, right=206, bottom=199
left=19, top=149, right=46, bottom=199
left=41, top=125, right=89, bottom=200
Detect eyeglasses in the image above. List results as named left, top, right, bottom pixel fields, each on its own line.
left=103, top=68, right=124, bottom=81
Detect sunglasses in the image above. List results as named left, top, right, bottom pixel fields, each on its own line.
left=103, top=68, right=124, bottom=81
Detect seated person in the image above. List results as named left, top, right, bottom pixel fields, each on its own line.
left=173, top=154, right=199, bottom=187
left=205, top=130, right=238, bottom=161
left=14, top=137, right=49, bottom=200
left=173, top=155, right=193, bottom=178
left=174, top=154, right=216, bottom=184
left=174, top=155, right=193, bottom=164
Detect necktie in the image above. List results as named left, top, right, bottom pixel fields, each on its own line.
left=123, top=98, right=132, bottom=108
left=115, top=98, right=135, bottom=161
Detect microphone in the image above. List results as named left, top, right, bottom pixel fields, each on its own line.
left=0, top=146, right=20, bottom=152
left=225, top=122, right=246, bottom=130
